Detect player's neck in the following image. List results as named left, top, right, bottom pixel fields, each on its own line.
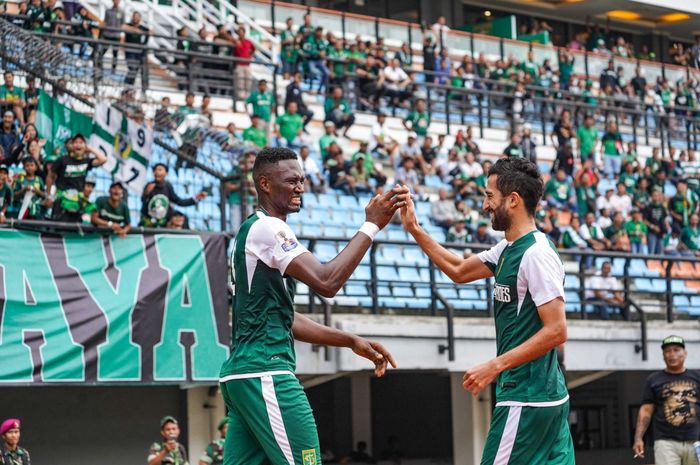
left=504, top=217, right=537, bottom=243
left=258, top=202, right=287, bottom=222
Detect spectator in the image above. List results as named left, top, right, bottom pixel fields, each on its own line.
left=319, top=121, right=338, bottom=162
left=154, top=97, right=174, bottom=132
left=472, top=220, right=497, bottom=245
left=446, top=219, right=469, bottom=243
left=79, top=176, right=97, bottom=224
left=148, top=416, right=188, bottom=465
left=275, top=101, right=304, bottom=149
left=324, top=86, right=355, bottom=137
left=520, top=124, right=537, bottom=163
left=0, top=164, right=11, bottom=223
left=430, top=187, right=459, bottom=230
left=225, top=151, right=256, bottom=233
left=298, top=145, right=324, bottom=193
left=633, top=336, right=700, bottom=464
left=434, top=47, right=452, bottom=85
left=383, top=57, right=411, bottom=107
left=326, top=149, right=355, bottom=196
left=422, top=32, right=437, bottom=72
left=610, top=182, right=633, bottom=217
left=580, top=211, right=611, bottom=251
left=619, top=162, right=638, bottom=192
left=12, top=157, right=48, bottom=220
left=242, top=114, right=267, bottom=148
left=395, top=42, right=413, bottom=67
left=576, top=114, right=598, bottom=161
left=301, top=27, right=329, bottom=95
left=679, top=213, right=700, bottom=255
left=199, top=418, right=227, bottom=465
left=25, top=0, right=50, bottom=32
left=418, top=135, right=436, bottom=174
left=544, top=168, right=576, bottom=211
left=0, top=419, right=31, bottom=465
left=403, top=99, right=430, bottom=139
left=355, top=54, right=385, bottom=112
left=600, top=120, right=623, bottom=179
left=46, top=134, right=107, bottom=222
left=352, top=141, right=387, bottom=188
left=551, top=109, right=573, bottom=151
left=200, top=94, right=213, bottom=124
left=586, top=261, right=626, bottom=320
left=0, top=72, right=26, bottom=126
left=604, top=211, right=632, bottom=252
left=669, top=180, right=699, bottom=229
left=298, top=13, right=314, bottom=38
left=280, top=18, right=297, bottom=78
left=643, top=188, right=669, bottom=255
left=140, top=163, right=207, bottom=227
left=23, top=77, right=39, bottom=124
left=99, top=0, right=124, bottom=72
left=398, top=132, right=421, bottom=168
left=91, top=181, right=131, bottom=238
left=349, top=153, right=372, bottom=194
left=70, top=5, right=98, bottom=59
left=0, top=111, right=20, bottom=164
left=166, top=210, right=189, bottom=230
left=625, top=209, right=648, bottom=254
left=246, top=79, right=274, bottom=130
left=396, top=157, right=422, bottom=197
left=596, top=188, right=614, bottom=214
left=123, top=12, right=150, bottom=87
left=502, top=132, right=524, bottom=158
left=233, top=25, right=256, bottom=100
left=285, top=71, right=314, bottom=130
left=369, top=112, right=398, bottom=161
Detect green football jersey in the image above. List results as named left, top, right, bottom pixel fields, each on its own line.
left=219, top=210, right=308, bottom=378
left=478, top=230, right=569, bottom=405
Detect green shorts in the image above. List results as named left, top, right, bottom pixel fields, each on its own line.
left=481, top=400, right=574, bottom=465
left=220, top=371, right=321, bottom=465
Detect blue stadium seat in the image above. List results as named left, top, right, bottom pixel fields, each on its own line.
left=387, top=229, right=409, bottom=241
left=415, top=286, right=431, bottom=298
left=392, top=286, right=414, bottom=298
left=459, top=289, right=480, bottom=301
left=302, top=224, right=322, bottom=237
left=323, top=226, right=345, bottom=238
left=437, top=287, right=458, bottom=299
left=315, top=243, right=337, bottom=262
left=404, top=247, right=429, bottom=266
left=302, top=193, right=319, bottom=207
left=380, top=297, right=407, bottom=309
left=377, top=266, right=400, bottom=281
left=674, top=295, right=690, bottom=307
left=414, top=201, right=432, bottom=218
left=346, top=284, right=368, bottom=296
left=352, top=265, right=371, bottom=281
left=398, top=266, right=419, bottom=282
left=378, top=245, right=403, bottom=265
left=339, top=195, right=363, bottom=211
left=406, top=298, right=432, bottom=310
left=317, top=193, right=338, bottom=207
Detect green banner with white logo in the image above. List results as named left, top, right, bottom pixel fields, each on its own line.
left=0, top=229, right=230, bottom=385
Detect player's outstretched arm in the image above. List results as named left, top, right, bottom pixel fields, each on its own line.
left=400, top=193, right=491, bottom=284
left=286, top=186, right=409, bottom=298
left=462, top=297, right=567, bottom=396
left=292, top=312, right=397, bottom=377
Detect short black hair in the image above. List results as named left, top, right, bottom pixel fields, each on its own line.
left=488, top=157, right=543, bottom=217
left=153, top=162, right=168, bottom=172
left=253, top=147, right=298, bottom=179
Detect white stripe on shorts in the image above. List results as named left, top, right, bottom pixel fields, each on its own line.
left=493, top=406, right=522, bottom=465
left=495, top=395, right=569, bottom=408
left=261, top=375, right=296, bottom=465
left=219, top=370, right=294, bottom=383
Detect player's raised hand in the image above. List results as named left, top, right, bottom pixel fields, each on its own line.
left=399, top=187, right=418, bottom=233
left=364, top=185, right=410, bottom=229
left=351, top=336, right=397, bottom=377
left=462, top=359, right=501, bottom=396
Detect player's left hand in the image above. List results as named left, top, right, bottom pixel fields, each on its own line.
left=351, top=337, right=397, bottom=377
left=463, top=359, right=501, bottom=396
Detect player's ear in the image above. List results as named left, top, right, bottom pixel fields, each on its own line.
left=257, top=175, right=271, bottom=194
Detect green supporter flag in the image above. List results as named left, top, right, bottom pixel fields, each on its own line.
left=36, top=90, right=92, bottom=161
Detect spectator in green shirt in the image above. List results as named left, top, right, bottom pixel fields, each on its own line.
left=403, top=99, right=430, bottom=138
left=91, top=182, right=132, bottom=238
left=0, top=72, right=26, bottom=126
left=275, top=101, right=304, bottom=149
left=12, top=156, right=48, bottom=220
left=624, top=210, right=648, bottom=254
left=576, top=114, right=598, bottom=161
left=600, top=120, right=623, bottom=179
left=225, top=150, right=257, bottom=234
left=301, top=27, right=329, bottom=94
left=242, top=114, right=268, bottom=148
left=319, top=121, right=338, bottom=162
left=324, top=86, right=355, bottom=138
left=502, top=132, right=524, bottom=158
left=669, top=180, right=699, bottom=229
left=280, top=17, right=298, bottom=78
left=245, top=79, right=274, bottom=125
left=544, top=168, right=577, bottom=211
left=680, top=213, right=700, bottom=255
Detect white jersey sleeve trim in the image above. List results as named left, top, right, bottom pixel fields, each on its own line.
left=246, top=215, right=309, bottom=276
left=517, top=232, right=565, bottom=311
left=478, top=239, right=509, bottom=266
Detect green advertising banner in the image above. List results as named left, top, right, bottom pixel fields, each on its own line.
left=0, top=229, right=231, bottom=384
left=461, top=15, right=516, bottom=39
left=35, top=90, right=93, bottom=161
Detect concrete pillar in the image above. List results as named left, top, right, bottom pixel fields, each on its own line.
left=186, top=385, right=226, bottom=462
left=350, top=372, right=373, bottom=455
left=450, top=372, right=492, bottom=465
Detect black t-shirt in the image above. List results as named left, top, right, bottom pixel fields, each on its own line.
left=641, top=369, right=700, bottom=441
left=51, top=155, right=97, bottom=192
left=643, top=203, right=668, bottom=231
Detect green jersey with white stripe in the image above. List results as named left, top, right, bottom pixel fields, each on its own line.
left=478, top=230, right=568, bottom=405
left=220, top=210, right=309, bottom=377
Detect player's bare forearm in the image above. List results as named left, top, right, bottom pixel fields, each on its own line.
left=292, top=312, right=356, bottom=347
left=634, top=404, right=653, bottom=443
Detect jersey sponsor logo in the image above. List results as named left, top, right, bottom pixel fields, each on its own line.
left=302, top=449, right=318, bottom=465
left=276, top=231, right=298, bottom=252
left=493, top=283, right=511, bottom=303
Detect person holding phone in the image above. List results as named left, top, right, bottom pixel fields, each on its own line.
left=148, top=416, right=189, bottom=465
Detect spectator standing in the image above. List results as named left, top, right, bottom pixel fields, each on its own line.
left=275, top=101, right=304, bottom=149
left=520, top=124, right=537, bottom=163
left=140, top=163, right=207, bottom=227
left=324, top=87, right=355, bottom=137
left=12, top=157, right=47, bottom=220
left=23, top=77, right=39, bottom=124
left=643, top=188, right=670, bottom=255
left=199, top=419, right=227, bottom=465
left=679, top=213, right=700, bottom=255
left=600, top=121, right=624, bottom=179
left=625, top=209, right=648, bottom=254
left=0, top=165, right=11, bottom=224
left=70, top=5, right=98, bottom=59
left=99, top=0, right=124, bottom=73
left=301, top=27, right=329, bottom=95
left=285, top=71, right=314, bottom=130
left=148, top=416, right=188, bottom=465
left=422, top=33, right=437, bottom=72
left=226, top=151, right=256, bottom=234
left=233, top=26, right=256, bottom=101
left=586, top=261, right=626, bottom=320
left=0, top=419, right=30, bottom=465
left=280, top=18, right=297, bottom=78
left=242, top=115, right=267, bottom=148
left=91, top=182, right=131, bottom=238
left=633, top=336, right=700, bottom=465
left=0, top=71, right=26, bottom=126
left=123, top=12, right=150, bottom=87
left=0, top=111, right=20, bottom=164
left=403, top=99, right=430, bottom=139
left=503, top=132, right=524, bottom=158
left=576, top=114, right=598, bottom=161
left=670, top=180, right=699, bottom=229
left=246, top=79, right=274, bottom=130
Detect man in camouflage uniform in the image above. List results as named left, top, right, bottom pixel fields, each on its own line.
left=0, top=419, right=30, bottom=465
left=199, top=419, right=227, bottom=465
left=148, top=416, right=189, bottom=465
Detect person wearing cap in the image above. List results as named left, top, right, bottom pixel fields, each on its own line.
left=141, top=163, right=207, bottom=228
left=148, top=416, right=188, bottom=465
left=12, top=157, right=47, bottom=220
left=242, top=114, right=268, bottom=149
left=91, top=181, right=131, bottom=238
left=633, top=336, right=700, bottom=464
left=0, top=164, right=11, bottom=224
left=46, top=133, right=107, bottom=222
left=323, top=86, right=355, bottom=138
left=79, top=176, right=98, bottom=224
left=0, top=418, right=30, bottom=465
left=198, top=419, right=227, bottom=465
left=352, top=141, right=387, bottom=188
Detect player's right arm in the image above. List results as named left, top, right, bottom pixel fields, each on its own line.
left=286, top=187, right=409, bottom=297
left=632, top=403, right=654, bottom=458
left=400, top=195, right=492, bottom=283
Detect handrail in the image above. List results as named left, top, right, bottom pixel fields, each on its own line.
left=626, top=299, right=648, bottom=361
left=433, top=287, right=455, bottom=362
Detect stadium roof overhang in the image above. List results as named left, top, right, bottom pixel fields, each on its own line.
left=462, top=0, right=700, bottom=42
